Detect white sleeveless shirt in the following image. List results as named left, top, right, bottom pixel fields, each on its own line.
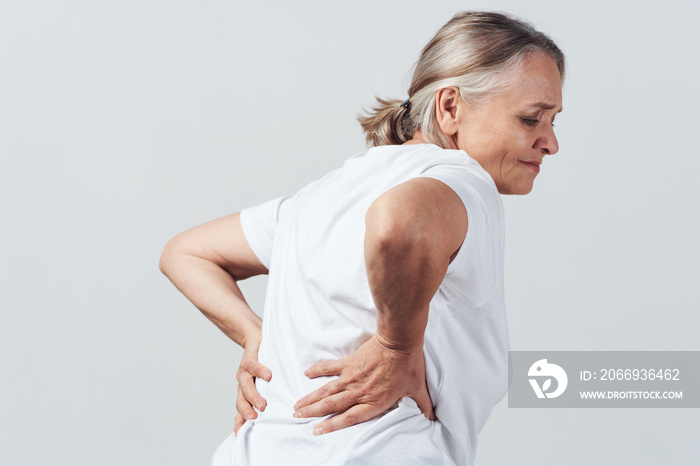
left=212, top=144, right=510, bottom=466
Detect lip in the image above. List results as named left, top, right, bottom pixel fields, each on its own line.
left=520, top=160, right=541, bottom=174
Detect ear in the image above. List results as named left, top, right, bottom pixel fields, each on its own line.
left=435, top=87, right=461, bottom=138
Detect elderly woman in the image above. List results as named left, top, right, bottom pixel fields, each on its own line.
left=160, top=11, right=564, bottom=466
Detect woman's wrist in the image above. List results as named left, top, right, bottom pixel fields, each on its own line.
left=373, top=329, right=424, bottom=356
left=240, top=321, right=263, bottom=349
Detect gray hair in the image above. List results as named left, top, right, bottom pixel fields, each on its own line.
left=358, top=11, right=566, bottom=148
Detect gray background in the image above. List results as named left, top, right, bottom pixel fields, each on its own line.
left=1, top=0, right=698, bottom=464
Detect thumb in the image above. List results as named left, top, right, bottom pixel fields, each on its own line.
left=234, top=413, right=245, bottom=436
left=412, top=385, right=436, bottom=421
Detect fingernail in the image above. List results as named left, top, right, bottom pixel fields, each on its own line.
left=304, top=369, right=310, bottom=377
left=293, top=411, right=301, bottom=418
left=313, top=426, right=323, bottom=436
left=257, top=403, right=265, bottom=411
left=293, top=402, right=301, bottom=410
left=246, top=414, right=254, bottom=421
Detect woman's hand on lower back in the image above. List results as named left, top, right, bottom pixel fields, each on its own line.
left=234, top=334, right=272, bottom=436
left=292, top=333, right=435, bottom=435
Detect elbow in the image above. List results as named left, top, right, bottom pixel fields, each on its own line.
left=159, top=236, right=181, bottom=277
left=158, top=249, right=169, bottom=276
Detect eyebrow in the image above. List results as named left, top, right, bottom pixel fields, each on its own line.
left=529, top=102, right=563, bottom=113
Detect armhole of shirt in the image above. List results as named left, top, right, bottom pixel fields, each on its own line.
left=239, top=194, right=291, bottom=270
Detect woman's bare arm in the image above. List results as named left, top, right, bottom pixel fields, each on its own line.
left=366, top=176, right=467, bottom=351
left=159, top=212, right=266, bottom=346
left=159, top=212, right=272, bottom=429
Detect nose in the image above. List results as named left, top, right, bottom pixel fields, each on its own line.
left=534, top=125, right=559, bottom=155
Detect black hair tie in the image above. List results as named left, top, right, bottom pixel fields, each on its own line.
left=399, top=99, right=411, bottom=112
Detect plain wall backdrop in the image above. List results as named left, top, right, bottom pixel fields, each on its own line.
left=1, top=0, right=699, bottom=464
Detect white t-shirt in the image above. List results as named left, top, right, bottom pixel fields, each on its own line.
left=212, top=143, right=510, bottom=466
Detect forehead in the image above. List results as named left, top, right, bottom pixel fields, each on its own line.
left=506, top=53, right=563, bottom=112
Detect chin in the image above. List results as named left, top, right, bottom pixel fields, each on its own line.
left=519, top=183, right=534, bottom=195
left=498, top=182, right=534, bottom=195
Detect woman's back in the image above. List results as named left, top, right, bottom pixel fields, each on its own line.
left=213, top=143, right=510, bottom=465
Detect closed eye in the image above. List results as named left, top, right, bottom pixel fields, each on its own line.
left=521, top=116, right=556, bottom=128
left=520, top=117, right=539, bottom=127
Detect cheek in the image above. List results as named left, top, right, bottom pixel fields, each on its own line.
left=510, top=133, right=532, bottom=155
left=504, top=135, right=533, bottom=168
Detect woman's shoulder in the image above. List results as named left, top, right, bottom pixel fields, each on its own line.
left=397, top=145, right=498, bottom=195
left=375, top=144, right=491, bottom=177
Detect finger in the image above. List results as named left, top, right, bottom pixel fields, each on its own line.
left=293, top=379, right=344, bottom=411
left=242, top=359, right=272, bottom=382
left=239, top=375, right=268, bottom=412
left=234, top=413, right=245, bottom=437
left=312, top=403, right=377, bottom=436
left=412, top=387, right=436, bottom=421
left=236, top=385, right=259, bottom=421
left=294, top=389, right=356, bottom=419
left=304, top=358, right=346, bottom=379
